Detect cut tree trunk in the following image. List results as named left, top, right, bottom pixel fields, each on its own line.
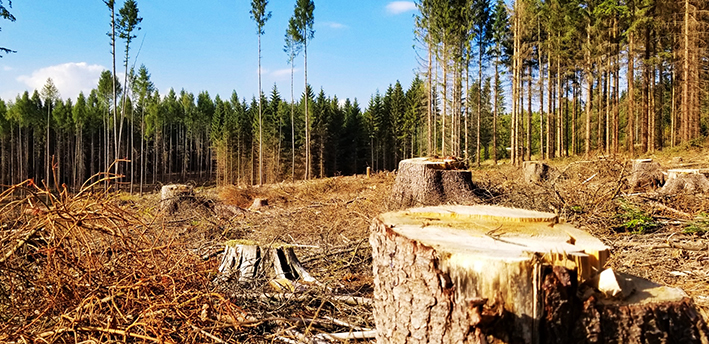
left=662, top=169, right=709, bottom=194
left=389, top=157, right=476, bottom=209
left=628, top=159, right=665, bottom=191
left=160, top=184, right=195, bottom=214
left=370, top=205, right=707, bottom=344
left=217, top=240, right=317, bottom=290
left=522, top=161, right=551, bottom=183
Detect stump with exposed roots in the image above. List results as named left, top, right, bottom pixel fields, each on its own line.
left=369, top=205, right=708, bottom=344
left=522, top=161, right=551, bottom=183
left=160, top=184, right=195, bottom=214
left=628, top=159, right=665, bottom=190
left=217, top=240, right=317, bottom=291
left=389, top=157, right=476, bottom=209
left=661, top=169, right=709, bottom=194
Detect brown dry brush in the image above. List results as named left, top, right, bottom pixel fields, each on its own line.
left=0, top=174, right=377, bottom=343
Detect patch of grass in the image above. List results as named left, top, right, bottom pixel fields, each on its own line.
left=684, top=213, right=709, bottom=234
left=615, top=200, right=659, bottom=233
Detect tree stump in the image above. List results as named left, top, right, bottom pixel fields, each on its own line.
left=389, top=157, right=476, bottom=209
left=661, top=169, right=709, bottom=194
left=217, top=240, right=317, bottom=290
left=628, top=159, right=665, bottom=190
left=160, top=184, right=195, bottom=214
left=370, top=205, right=707, bottom=344
left=522, top=161, right=551, bottom=183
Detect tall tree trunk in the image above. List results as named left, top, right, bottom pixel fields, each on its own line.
left=441, top=42, right=447, bottom=157
left=493, top=55, right=499, bottom=164
left=628, top=31, right=635, bottom=156
left=304, top=35, right=310, bottom=180
left=526, top=66, right=532, bottom=161
left=539, top=51, right=545, bottom=160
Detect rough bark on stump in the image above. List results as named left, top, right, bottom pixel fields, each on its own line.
left=160, top=184, right=195, bottom=214
left=217, top=240, right=316, bottom=288
left=661, top=169, right=709, bottom=194
left=522, top=161, right=551, bottom=183
left=389, top=157, right=476, bottom=209
left=370, top=205, right=706, bottom=344
left=628, top=159, right=665, bottom=190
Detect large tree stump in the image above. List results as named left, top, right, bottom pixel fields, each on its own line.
left=522, top=161, right=551, bottom=183
left=628, top=159, right=665, bottom=190
left=160, top=184, right=195, bottom=214
left=661, top=169, right=709, bottom=194
left=389, top=157, right=476, bottom=209
left=217, top=240, right=317, bottom=291
left=370, top=205, right=707, bottom=344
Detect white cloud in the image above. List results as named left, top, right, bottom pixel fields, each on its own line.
left=386, top=1, right=416, bottom=15
left=270, top=68, right=297, bottom=79
left=2, top=65, right=12, bottom=71
left=321, top=21, right=347, bottom=29
left=16, top=62, right=106, bottom=100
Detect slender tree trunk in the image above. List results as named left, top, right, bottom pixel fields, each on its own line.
left=465, top=54, right=470, bottom=162
left=628, top=31, right=635, bottom=156
left=493, top=56, right=499, bottom=164
left=427, top=38, right=433, bottom=156
left=304, top=36, right=310, bottom=180
left=641, top=27, right=650, bottom=153
left=539, top=52, right=545, bottom=160
left=526, top=65, right=532, bottom=161
left=441, top=42, right=447, bottom=157
left=476, top=46, right=482, bottom=166
left=258, top=32, right=263, bottom=185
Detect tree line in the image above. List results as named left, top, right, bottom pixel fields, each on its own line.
left=0, top=71, right=432, bottom=191
left=414, top=0, right=709, bottom=166
left=4, top=0, right=708, bottom=190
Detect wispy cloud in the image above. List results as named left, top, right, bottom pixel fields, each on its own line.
left=16, top=62, right=105, bottom=100
left=2, top=65, right=12, bottom=72
left=386, top=1, right=416, bottom=15
left=270, top=68, right=297, bottom=79
left=321, top=21, right=347, bottom=29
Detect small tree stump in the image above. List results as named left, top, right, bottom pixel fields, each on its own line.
left=218, top=240, right=317, bottom=288
left=370, top=205, right=707, bottom=343
left=628, top=159, right=665, bottom=190
left=160, top=184, right=195, bottom=214
left=389, top=157, right=476, bottom=209
left=522, top=161, right=551, bottom=183
left=661, top=169, right=709, bottom=194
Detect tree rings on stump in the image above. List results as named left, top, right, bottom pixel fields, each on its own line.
left=389, top=157, right=476, bottom=209
left=370, top=205, right=706, bottom=343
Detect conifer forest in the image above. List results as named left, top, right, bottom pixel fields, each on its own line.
left=0, top=0, right=708, bottom=189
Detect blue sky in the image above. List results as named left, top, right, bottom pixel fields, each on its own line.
left=0, top=1, right=421, bottom=106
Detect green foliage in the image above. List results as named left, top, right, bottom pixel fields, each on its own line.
left=684, top=213, right=709, bottom=234
left=250, top=0, right=271, bottom=34
left=0, top=0, right=15, bottom=56
left=615, top=200, right=658, bottom=233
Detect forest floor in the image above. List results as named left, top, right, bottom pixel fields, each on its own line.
left=2, top=146, right=709, bottom=342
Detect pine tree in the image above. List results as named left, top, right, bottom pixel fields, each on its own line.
left=250, top=0, right=271, bottom=185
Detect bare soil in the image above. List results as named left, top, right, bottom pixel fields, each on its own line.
left=2, top=151, right=709, bottom=342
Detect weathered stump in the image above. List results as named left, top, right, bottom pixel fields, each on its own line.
left=160, top=184, right=195, bottom=214
left=628, top=159, right=665, bottom=190
left=370, top=205, right=707, bottom=344
left=522, top=161, right=551, bottom=183
left=661, top=169, right=709, bottom=194
left=389, top=157, right=476, bottom=209
left=217, top=240, right=317, bottom=290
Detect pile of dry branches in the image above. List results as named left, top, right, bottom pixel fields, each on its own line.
left=0, top=174, right=382, bottom=343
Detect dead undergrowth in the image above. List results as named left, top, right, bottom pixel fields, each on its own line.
left=3, top=153, right=709, bottom=342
